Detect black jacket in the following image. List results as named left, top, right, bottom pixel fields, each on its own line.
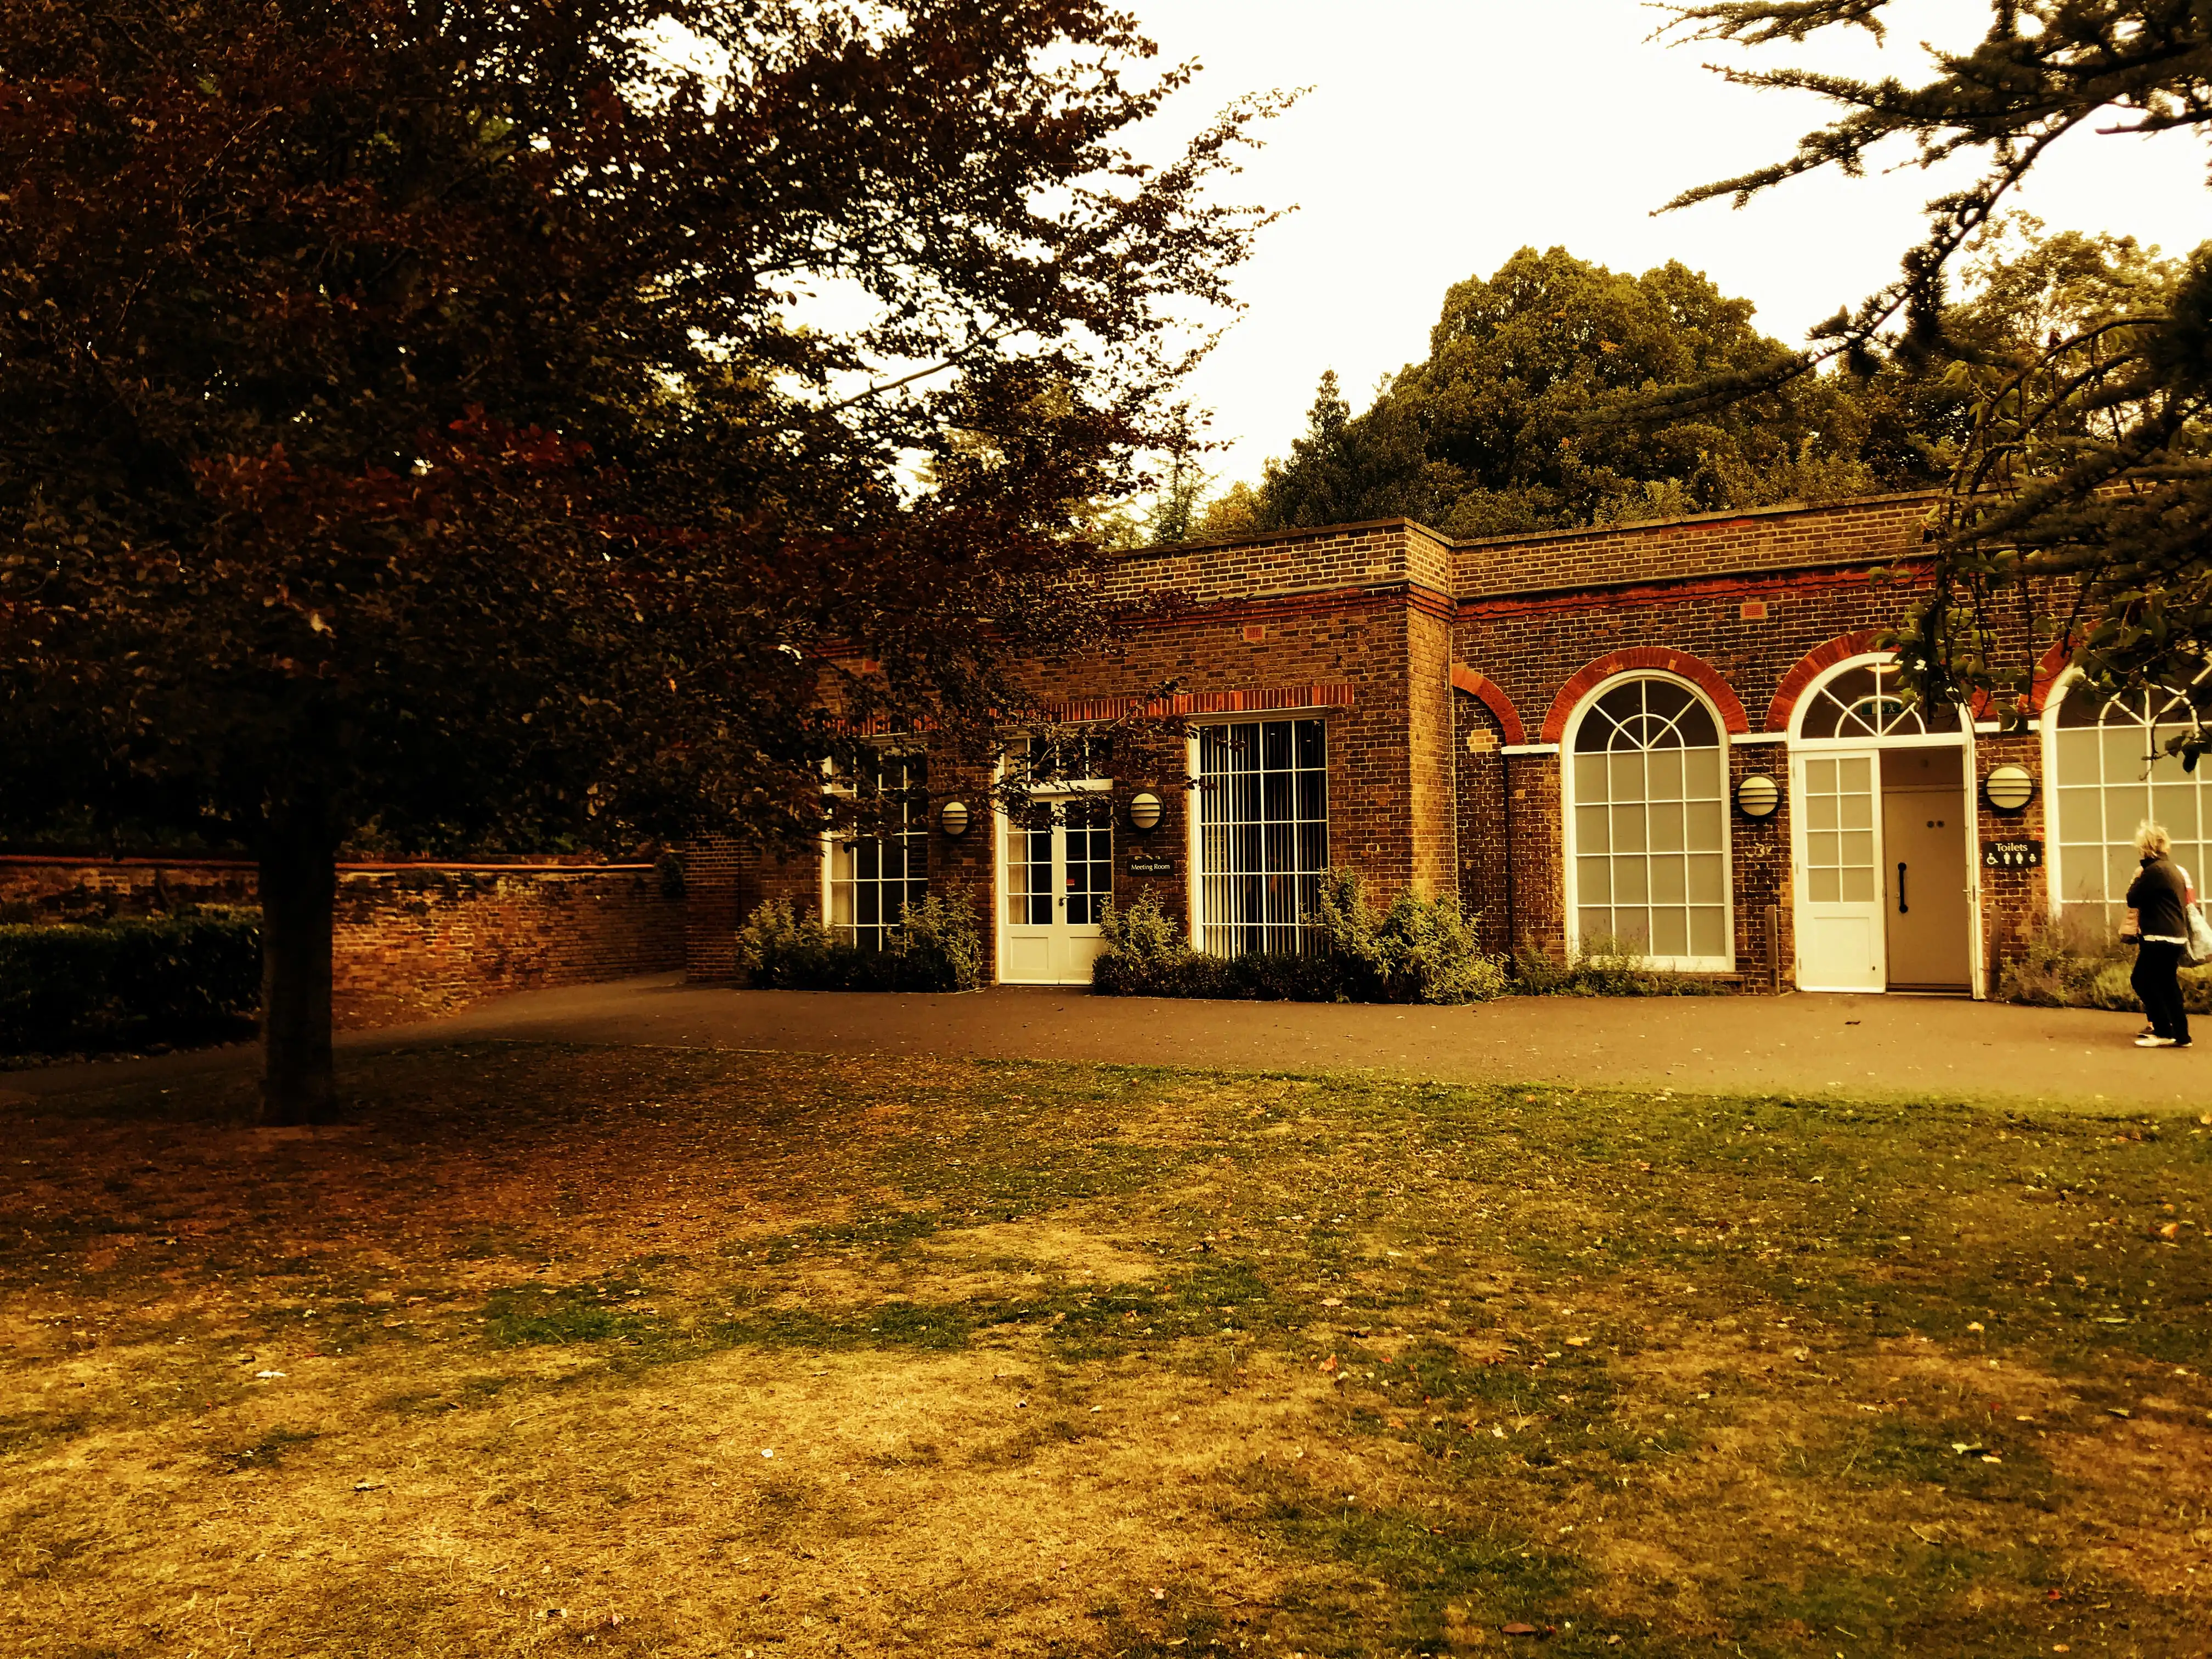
left=2126, top=854, right=2190, bottom=944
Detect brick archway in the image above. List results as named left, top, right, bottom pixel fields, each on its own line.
left=1451, top=664, right=1527, bottom=746
left=1764, top=631, right=1887, bottom=733
left=1539, top=647, right=1750, bottom=744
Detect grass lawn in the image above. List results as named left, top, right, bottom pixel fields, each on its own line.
left=2, top=1043, right=2209, bottom=1658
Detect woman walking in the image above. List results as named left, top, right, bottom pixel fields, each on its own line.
left=2125, top=821, right=2192, bottom=1049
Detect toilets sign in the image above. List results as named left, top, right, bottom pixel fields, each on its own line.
left=1982, top=839, right=2043, bottom=869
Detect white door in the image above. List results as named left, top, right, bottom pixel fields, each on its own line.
left=1796, top=750, right=1885, bottom=991
left=1000, top=796, right=1114, bottom=984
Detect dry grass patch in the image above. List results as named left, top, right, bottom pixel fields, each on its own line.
left=1, top=1046, right=2208, bottom=1657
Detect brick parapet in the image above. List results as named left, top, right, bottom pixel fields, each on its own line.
left=1451, top=492, right=1940, bottom=599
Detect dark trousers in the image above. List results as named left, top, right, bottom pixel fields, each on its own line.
left=2133, top=940, right=2191, bottom=1042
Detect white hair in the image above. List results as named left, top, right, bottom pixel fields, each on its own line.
left=2136, top=820, right=2172, bottom=856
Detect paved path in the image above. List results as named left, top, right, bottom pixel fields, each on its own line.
left=9, top=976, right=2209, bottom=1114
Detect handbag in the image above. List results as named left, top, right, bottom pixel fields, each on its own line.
left=2121, top=906, right=2142, bottom=945
left=2187, top=901, right=2212, bottom=966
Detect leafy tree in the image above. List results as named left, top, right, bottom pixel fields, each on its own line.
left=1657, top=1, right=2212, bottom=735
left=0, top=0, right=1279, bottom=1120
left=1238, top=248, right=1955, bottom=538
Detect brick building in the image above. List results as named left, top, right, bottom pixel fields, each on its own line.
left=693, top=489, right=2183, bottom=997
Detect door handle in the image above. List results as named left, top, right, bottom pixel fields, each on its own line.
left=1897, top=861, right=1908, bottom=914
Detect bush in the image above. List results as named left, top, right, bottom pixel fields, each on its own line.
left=1511, top=936, right=1726, bottom=997
left=0, top=907, right=262, bottom=1056
left=1092, top=876, right=1507, bottom=1004
left=1997, top=911, right=2212, bottom=1014
left=734, top=895, right=983, bottom=992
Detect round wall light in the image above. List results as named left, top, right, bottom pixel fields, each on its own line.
left=1127, top=791, right=1164, bottom=833
left=1735, top=773, right=1781, bottom=820
left=1984, top=764, right=2035, bottom=812
left=938, top=799, right=971, bottom=838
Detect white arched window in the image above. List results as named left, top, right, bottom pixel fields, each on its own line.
left=2048, top=675, right=2212, bottom=926
left=1568, top=676, right=1731, bottom=967
left=1795, top=658, right=1962, bottom=740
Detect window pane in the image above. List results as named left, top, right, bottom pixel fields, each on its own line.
left=1810, top=867, right=1840, bottom=902
left=1689, top=907, right=1728, bottom=958
left=1684, top=748, right=1723, bottom=797
left=1651, top=855, right=1687, bottom=904
left=1577, top=856, right=1612, bottom=904
left=1651, top=908, right=1689, bottom=958
left=1613, top=804, right=1647, bottom=853
left=1841, top=865, right=1875, bottom=902
left=1687, top=855, right=1726, bottom=904
left=1574, top=752, right=1609, bottom=803
left=1685, top=801, right=1725, bottom=853
left=1650, top=803, right=1685, bottom=853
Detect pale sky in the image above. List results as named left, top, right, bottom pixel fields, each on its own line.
left=1130, top=0, right=2210, bottom=494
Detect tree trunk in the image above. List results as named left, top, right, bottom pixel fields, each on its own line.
left=259, top=798, right=337, bottom=1126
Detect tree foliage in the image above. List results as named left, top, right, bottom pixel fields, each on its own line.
left=1210, top=246, right=1956, bottom=540
left=0, top=0, right=1279, bottom=1116
left=1657, top=1, right=2212, bottom=735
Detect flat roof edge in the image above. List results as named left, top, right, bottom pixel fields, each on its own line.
left=1448, top=490, right=1945, bottom=555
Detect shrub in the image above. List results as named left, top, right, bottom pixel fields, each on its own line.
left=1092, top=878, right=1506, bottom=1004
left=0, top=907, right=262, bottom=1056
left=1317, top=870, right=1509, bottom=1003
left=1996, top=910, right=2212, bottom=1014
left=734, top=895, right=983, bottom=992
left=1511, top=936, right=1725, bottom=997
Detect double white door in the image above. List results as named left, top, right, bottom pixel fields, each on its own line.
left=1000, top=796, right=1113, bottom=984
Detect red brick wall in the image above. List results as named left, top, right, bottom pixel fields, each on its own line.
left=0, top=857, right=683, bottom=1028
left=1451, top=492, right=1939, bottom=598
left=682, top=501, right=2065, bottom=990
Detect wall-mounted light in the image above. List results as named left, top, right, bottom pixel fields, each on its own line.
left=1735, top=773, right=1781, bottom=820
left=1127, top=791, right=1164, bottom=833
left=1983, top=764, right=2035, bottom=813
left=938, top=799, right=970, bottom=838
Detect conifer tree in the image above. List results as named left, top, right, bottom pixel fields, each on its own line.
left=1658, top=1, right=2212, bottom=735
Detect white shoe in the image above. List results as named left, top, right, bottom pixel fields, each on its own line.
left=2135, top=1035, right=2178, bottom=1048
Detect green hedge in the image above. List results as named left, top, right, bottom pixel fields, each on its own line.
left=1092, top=874, right=1509, bottom=1004
left=0, top=907, right=262, bottom=1056
left=735, top=895, right=984, bottom=992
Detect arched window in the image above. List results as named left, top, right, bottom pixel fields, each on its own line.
left=2051, top=679, right=2212, bottom=924
left=1570, top=677, right=1730, bottom=965
left=1796, top=659, right=1961, bottom=740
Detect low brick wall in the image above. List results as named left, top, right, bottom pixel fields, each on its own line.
left=0, top=856, right=684, bottom=1029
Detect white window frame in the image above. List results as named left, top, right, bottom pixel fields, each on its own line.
left=1788, top=651, right=1972, bottom=750
left=1190, top=715, right=1330, bottom=959
left=819, top=749, right=929, bottom=951
left=2040, top=664, right=2212, bottom=926
left=1561, top=669, right=1736, bottom=973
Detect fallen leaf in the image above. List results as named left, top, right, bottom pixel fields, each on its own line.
left=1967, top=1322, right=1985, bottom=1333
left=1386, top=1417, right=1406, bottom=1429
left=2106, top=1407, right=2132, bottom=1419
left=1564, top=1336, right=1589, bottom=1348
left=1502, top=1622, right=1538, bottom=1636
